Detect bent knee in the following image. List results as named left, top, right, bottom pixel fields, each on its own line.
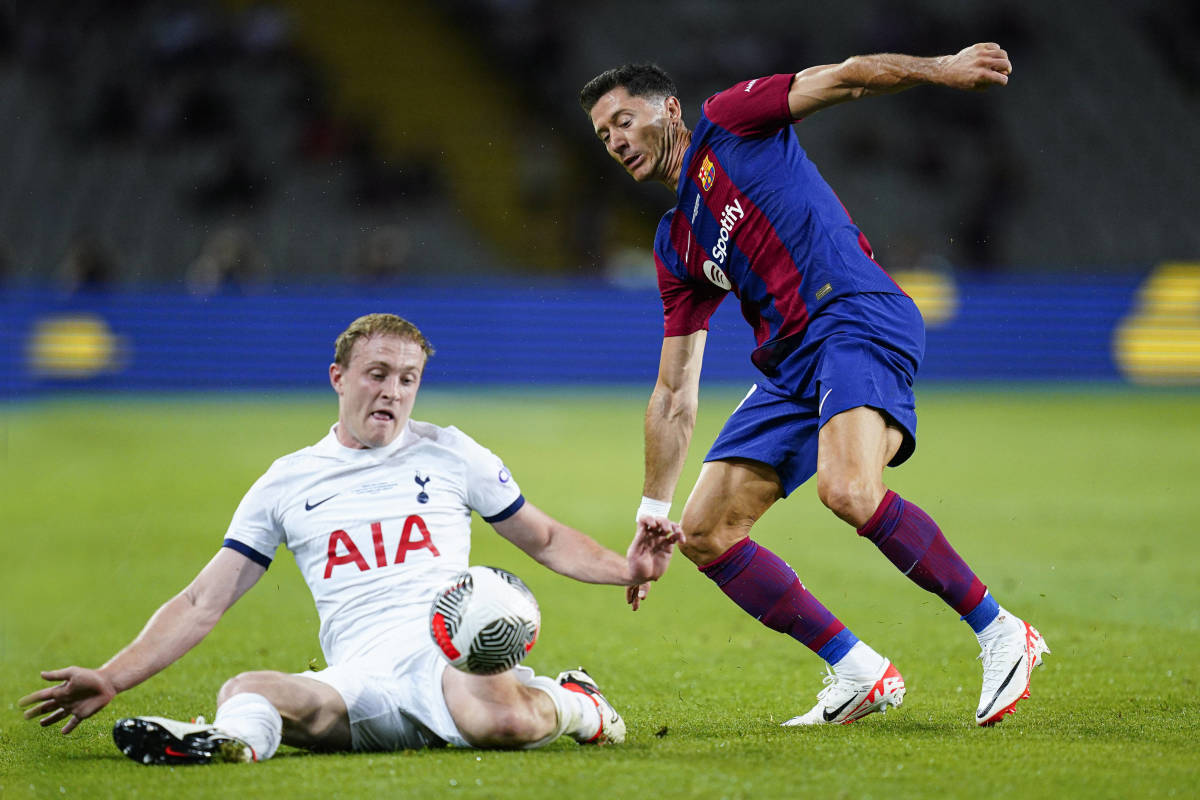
left=816, top=475, right=883, bottom=527
left=678, top=514, right=752, bottom=566
left=468, top=705, right=549, bottom=749
left=217, top=670, right=288, bottom=705
left=680, top=460, right=781, bottom=564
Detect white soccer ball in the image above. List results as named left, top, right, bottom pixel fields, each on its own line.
left=429, top=566, right=541, bottom=675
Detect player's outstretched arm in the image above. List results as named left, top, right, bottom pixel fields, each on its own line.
left=491, top=502, right=679, bottom=593
left=630, top=332, right=705, bottom=603
left=625, top=332, right=705, bottom=607
left=642, top=331, right=706, bottom=508
left=787, top=42, right=1012, bottom=119
left=19, top=547, right=264, bottom=734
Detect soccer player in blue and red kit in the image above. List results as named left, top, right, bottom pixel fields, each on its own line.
left=581, top=42, right=1048, bottom=726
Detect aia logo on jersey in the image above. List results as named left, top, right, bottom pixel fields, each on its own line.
left=323, top=516, right=441, bottom=579
left=699, top=154, right=715, bottom=191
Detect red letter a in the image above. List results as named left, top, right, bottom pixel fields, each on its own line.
left=394, top=515, right=441, bottom=564
left=324, top=529, right=370, bottom=579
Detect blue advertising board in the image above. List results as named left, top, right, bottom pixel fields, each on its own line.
left=4, top=265, right=1199, bottom=397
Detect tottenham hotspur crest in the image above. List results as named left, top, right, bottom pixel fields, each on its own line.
left=415, top=472, right=431, bottom=504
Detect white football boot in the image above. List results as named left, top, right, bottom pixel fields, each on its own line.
left=113, top=715, right=255, bottom=765
left=557, top=668, right=627, bottom=744
left=975, top=613, right=1049, bottom=726
left=782, top=658, right=906, bottom=726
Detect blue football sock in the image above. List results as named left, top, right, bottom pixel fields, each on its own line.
left=819, top=627, right=860, bottom=667
left=961, top=592, right=1000, bottom=634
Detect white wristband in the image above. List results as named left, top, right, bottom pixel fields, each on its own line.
left=636, top=496, right=672, bottom=522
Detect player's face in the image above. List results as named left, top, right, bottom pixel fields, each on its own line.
left=330, top=334, right=426, bottom=449
left=590, top=87, right=675, bottom=183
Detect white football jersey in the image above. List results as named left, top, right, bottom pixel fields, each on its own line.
left=223, top=420, right=523, bottom=666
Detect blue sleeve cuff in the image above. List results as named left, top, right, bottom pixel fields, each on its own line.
left=222, top=538, right=273, bottom=569
left=482, top=495, right=525, bottom=524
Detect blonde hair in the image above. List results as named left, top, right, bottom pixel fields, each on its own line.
left=333, top=314, right=435, bottom=367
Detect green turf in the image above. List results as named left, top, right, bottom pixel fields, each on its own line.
left=3, top=386, right=1198, bottom=799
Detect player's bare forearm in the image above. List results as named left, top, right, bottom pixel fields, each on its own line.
left=532, top=521, right=675, bottom=588
left=643, top=332, right=705, bottom=502
left=542, top=527, right=632, bottom=584
left=788, top=43, right=1011, bottom=118
left=20, top=590, right=224, bottom=733
left=100, top=549, right=263, bottom=692
left=494, top=503, right=649, bottom=585
left=642, top=381, right=695, bottom=501
left=97, top=590, right=226, bottom=692
left=20, top=548, right=263, bottom=733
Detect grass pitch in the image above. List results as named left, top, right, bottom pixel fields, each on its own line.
left=2, top=386, right=1198, bottom=799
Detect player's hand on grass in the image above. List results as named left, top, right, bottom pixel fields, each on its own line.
left=19, top=667, right=117, bottom=734
left=626, top=515, right=682, bottom=611
left=938, top=42, right=1011, bottom=90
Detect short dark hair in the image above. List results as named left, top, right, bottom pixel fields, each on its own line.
left=579, top=63, right=678, bottom=113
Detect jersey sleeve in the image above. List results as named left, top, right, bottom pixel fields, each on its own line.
left=657, top=254, right=727, bottom=336
left=654, top=211, right=727, bottom=337
left=701, top=72, right=795, bottom=137
left=222, top=466, right=288, bottom=568
left=449, top=428, right=524, bottom=522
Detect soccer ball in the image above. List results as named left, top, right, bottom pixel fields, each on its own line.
left=429, top=566, right=541, bottom=675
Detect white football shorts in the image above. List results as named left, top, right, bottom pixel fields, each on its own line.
left=298, top=646, right=466, bottom=750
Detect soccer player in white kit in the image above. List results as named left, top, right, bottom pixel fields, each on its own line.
left=20, top=314, right=680, bottom=763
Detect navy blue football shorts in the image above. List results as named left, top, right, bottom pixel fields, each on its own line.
left=705, top=292, right=925, bottom=496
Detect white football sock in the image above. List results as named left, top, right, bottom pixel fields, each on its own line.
left=213, top=692, right=283, bottom=761
left=832, top=640, right=887, bottom=681
left=516, top=672, right=600, bottom=748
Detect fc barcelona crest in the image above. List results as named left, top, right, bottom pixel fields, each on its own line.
left=699, top=155, right=715, bottom=191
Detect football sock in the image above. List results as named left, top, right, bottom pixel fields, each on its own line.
left=832, top=640, right=887, bottom=681
left=962, top=591, right=1001, bottom=634
left=819, top=627, right=861, bottom=667
left=858, top=490, right=987, bottom=615
left=212, top=692, right=282, bottom=761
left=974, top=602, right=1016, bottom=643
left=517, top=672, right=599, bottom=747
left=699, top=537, right=854, bottom=663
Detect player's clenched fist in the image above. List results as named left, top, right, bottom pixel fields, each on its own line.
left=939, top=42, right=1012, bottom=89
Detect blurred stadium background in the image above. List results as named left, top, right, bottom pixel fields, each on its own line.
left=1, top=0, right=1198, bottom=395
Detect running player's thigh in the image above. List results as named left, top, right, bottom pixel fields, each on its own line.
left=223, top=670, right=351, bottom=750
left=679, top=458, right=783, bottom=561
left=816, top=406, right=903, bottom=494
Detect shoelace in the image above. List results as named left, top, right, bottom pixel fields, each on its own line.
left=815, top=665, right=866, bottom=706
left=977, top=629, right=1021, bottom=681
left=813, top=667, right=837, bottom=699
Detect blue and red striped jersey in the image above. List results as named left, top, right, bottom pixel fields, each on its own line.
left=654, top=72, right=906, bottom=374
